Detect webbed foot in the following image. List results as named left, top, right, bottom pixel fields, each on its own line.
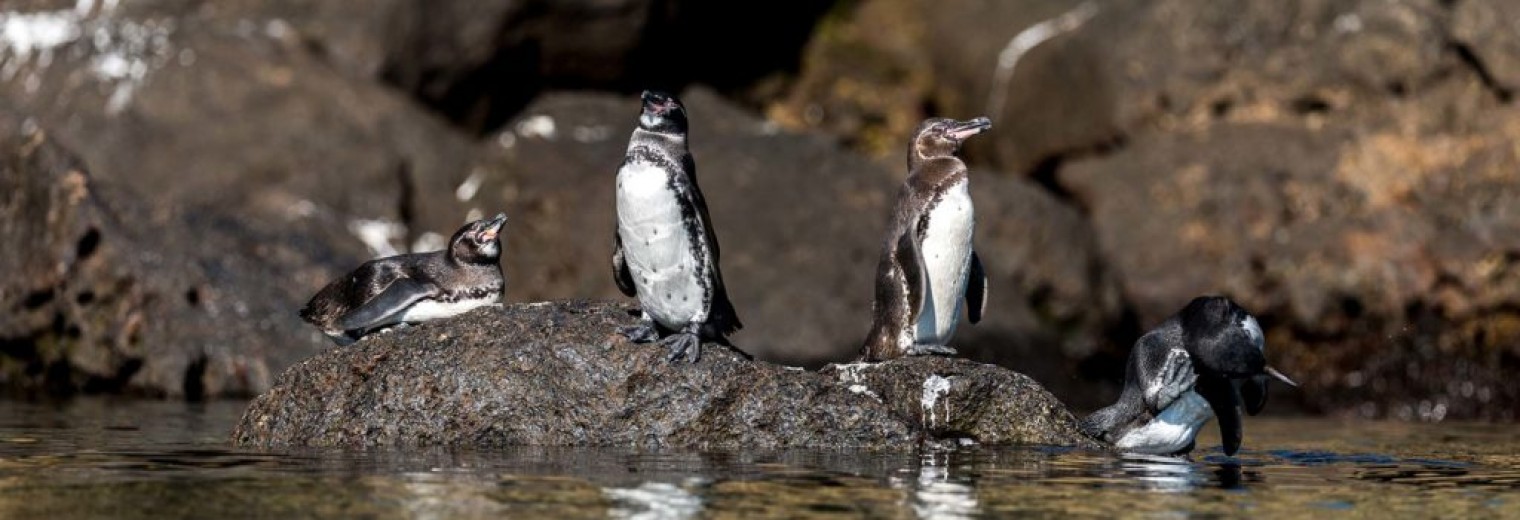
left=661, top=331, right=702, bottom=363
left=905, top=343, right=958, bottom=357
left=1153, top=349, right=1198, bottom=406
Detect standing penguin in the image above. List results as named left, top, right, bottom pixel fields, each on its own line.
left=1079, top=296, right=1298, bottom=456
left=300, top=214, right=508, bottom=346
left=860, top=117, right=993, bottom=361
left=612, top=90, right=742, bottom=363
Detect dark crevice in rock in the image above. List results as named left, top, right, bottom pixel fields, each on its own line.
left=22, top=289, right=54, bottom=310
left=183, top=354, right=208, bottom=402
left=393, top=160, right=417, bottom=247
left=75, top=227, right=101, bottom=261
left=1288, top=95, right=1331, bottom=115
left=1024, top=134, right=1128, bottom=212
left=1449, top=41, right=1515, bottom=103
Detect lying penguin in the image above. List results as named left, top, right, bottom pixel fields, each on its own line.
left=1080, top=296, right=1297, bottom=456
left=300, top=214, right=507, bottom=346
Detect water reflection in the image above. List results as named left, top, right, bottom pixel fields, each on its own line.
left=0, top=399, right=1516, bottom=518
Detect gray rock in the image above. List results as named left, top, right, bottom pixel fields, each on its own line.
left=231, top=301, right=1099, bottom=449
left=0, top=111, right=333, bottom=397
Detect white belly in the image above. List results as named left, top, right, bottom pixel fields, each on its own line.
left=915, top=181, right=974, bottom=345
left=398, top=293, right=499, bottom=323
left=617, top=162, right=707, bottom=329
left=1115, top=391, right=1215, bottom=455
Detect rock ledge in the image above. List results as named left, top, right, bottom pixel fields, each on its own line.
left=231, top=301, right=1098, bottom=449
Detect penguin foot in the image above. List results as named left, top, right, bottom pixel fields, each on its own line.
left=1151, top=349, right=1197, bottom=407
left=904, top=344, right=957, bottom=357
left=619, top=323, right=660, bottom=343
left=661, top=332, right=702, bottom=363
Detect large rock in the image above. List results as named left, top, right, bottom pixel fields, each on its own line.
left=231, top=301, right=1097, bottom=449
left=1, top=1, right=483, bottom=252
left=0, top=2, right=504, bottom=397
left=470, top=89, right=1127, bottom=408
left=0, top=111, right=341, bottom=397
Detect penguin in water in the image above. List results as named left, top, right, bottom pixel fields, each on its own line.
left=300, top=214, right=507, bottom=346
left=860, top=117, right=993, bottom=361
left=612, top=90, right=742, bottom=363
left=1080, top=296, right=1298, bottom=456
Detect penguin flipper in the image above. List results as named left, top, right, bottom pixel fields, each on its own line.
left=965, top=250, right=988, bottom=324
left=679, top=154, right=742, bottom=334
left=1197, top=375, right=1245, bottom=456
left=335, top=278, right=435, bottom=332
left=895, top=227, right=928, bottom=323
left=612, top=232, right=637, bottom=297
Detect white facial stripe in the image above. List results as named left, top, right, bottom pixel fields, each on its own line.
left=1240, top=315, right=1265, bottom=351
left=639, top=113, right=659, bottom=127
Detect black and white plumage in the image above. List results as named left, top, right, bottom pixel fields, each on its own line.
left=611, top=90, right=742, bottom=363
left=1080, top=296, right=1298, bottom=456
left=300, top=214, right=507, bottom=346
left=860, top=117, right=992, bottom=361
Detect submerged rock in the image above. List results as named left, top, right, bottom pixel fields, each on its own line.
left=231, top=301, right=1098, bottom=449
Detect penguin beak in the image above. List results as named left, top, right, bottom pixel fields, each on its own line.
left=480, top=213, right=507, bottom=241
left=1264, top=366, right=1297, bottom=387
left=641, top=90, right=674, bottom=115
left=949, top=117, right=993, bottom=140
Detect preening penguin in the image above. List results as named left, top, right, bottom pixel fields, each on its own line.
left=300, top=214, right=508, bottom=346
left=860, top=116, right=992, bottom=361
left=1079, top=296, right=1297, bottom=456
left=612, top=90, right=743, bottom=363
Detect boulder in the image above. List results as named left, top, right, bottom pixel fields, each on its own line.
left=0, top=111, right=339, bottom=397
left=231, top=301, right=1098, bottom=449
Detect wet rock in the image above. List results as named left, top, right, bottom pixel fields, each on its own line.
left=470, top=89, right=1126, bottom=408
left=231, top=301, right=1097, bottom=449
left=0, top=112, right=340, bottom=397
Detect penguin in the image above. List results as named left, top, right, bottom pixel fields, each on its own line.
left=611, top=90, right=742, bottom=363
left=1079, top=296, right=1298, bottom=456
left=860, top=116, right=993, bottom=361
left=300, top=213, right=507, bottom=346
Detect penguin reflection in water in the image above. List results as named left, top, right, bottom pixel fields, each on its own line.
left=300, top=214, right=507, bottom=346
left=1081, top=296, right=1298, bottom=456
left=860, top=116, right=993, bottom=361
left=612, top=91, right=743, bottom=363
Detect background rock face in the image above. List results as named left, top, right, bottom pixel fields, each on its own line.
left=231, top=301, right=1096, bottom=449
left=3, top=0, right=1518, bottom=420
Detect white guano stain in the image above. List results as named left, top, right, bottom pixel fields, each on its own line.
left=1, top=4, right=176, bottom=115
left=985, top=2, right=1100, bottom=118
left=348, top=218, right=406, bottom=258
left=921, top=375, right=953, bottom=429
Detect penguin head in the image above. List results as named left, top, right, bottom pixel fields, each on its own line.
left=449, top=213, right=507, bottom=265
left=911, top=116, right=992, bottom=161
left=637, top=90, right=688, bottom=135
left=1177, top=296, right=1295, bottom=387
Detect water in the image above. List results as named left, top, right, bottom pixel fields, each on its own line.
left=0, top=399, right=1516, bottom=518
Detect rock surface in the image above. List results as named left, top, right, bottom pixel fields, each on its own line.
left=231, top=301, right=1098, bottom=449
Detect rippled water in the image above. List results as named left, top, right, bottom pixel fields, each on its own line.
left=0, top=399, right=1515, bottom=518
